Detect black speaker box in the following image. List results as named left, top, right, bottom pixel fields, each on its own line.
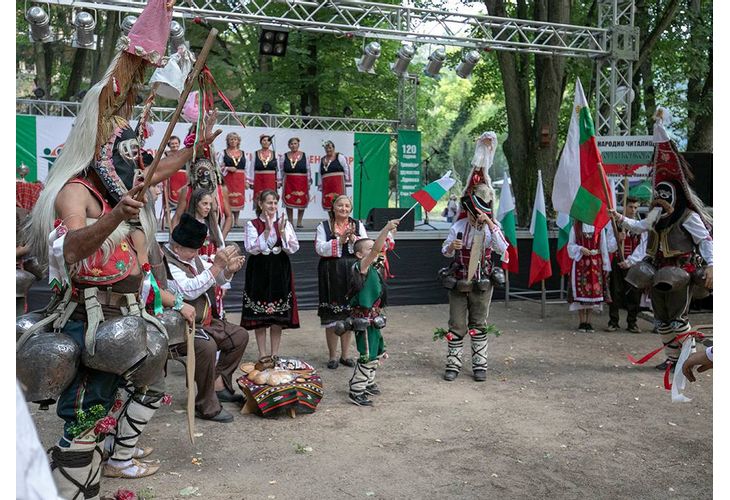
left=365, top=208, right=415, bottom=231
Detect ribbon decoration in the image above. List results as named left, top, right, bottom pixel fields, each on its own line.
left=200, top=66, right=246, bottom=128
left=140, top=264, right=164, bottom=316
left=626, top=331, right=705, bottom=393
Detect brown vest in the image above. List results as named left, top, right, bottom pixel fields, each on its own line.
left=647, top=209, right=695, bottom=259
left=161, top=245, right=218, bottom=323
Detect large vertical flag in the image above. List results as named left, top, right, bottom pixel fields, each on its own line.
left=552, top=78, right=612, bottom=233
left=529, top=170, right=552, bottom=287
left=497, top=174, right=519, bottom=273
left=556, top=212, right=573, bottom=276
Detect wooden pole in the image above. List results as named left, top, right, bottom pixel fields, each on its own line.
left=560, top=274, right=565, bottom=300
left=540, top=280, right=546, bottom=318
left=597, top=163, right=625, bottom=263
left=505, top=269, right=510, bottom=307
left=135, top=28, right=219, bottom=201
left=621, top=174, right=629, bottom=255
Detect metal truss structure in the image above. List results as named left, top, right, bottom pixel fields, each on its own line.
left=397, top=74, right=418, bottom=130
left=34, top=0, right=638, bottom=135
left=16, top=99, right=400, bottom=133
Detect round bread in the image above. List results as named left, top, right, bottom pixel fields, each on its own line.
left=240, top=362, right=256, bottom=374
left=247, top=369, right=260, bottom=380
left=252, top=371, right=269, bottom=385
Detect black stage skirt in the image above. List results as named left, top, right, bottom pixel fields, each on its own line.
left=241, top=251, right=300, bottom=330
left=317, top=255, right=358, bottom=325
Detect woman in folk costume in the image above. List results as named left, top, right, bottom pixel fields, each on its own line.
left=247, top=134, right=280, bottom=209
left=23, top=0, right=221, bottom=494
left=319, top=140, right=351, bottom=210
left=567, top=222, right=617, bottom=332
left=241, top=189, right=300, bottom=360
left=216, top=131, right=246, bottom=227
left=315, top=195, right=367, bottom=369
left=280, top=137, right=311, bottom=228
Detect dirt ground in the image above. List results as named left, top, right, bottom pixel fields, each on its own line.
left=29, top=301, right=713, bottom=500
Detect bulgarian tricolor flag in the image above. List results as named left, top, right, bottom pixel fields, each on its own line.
left=556, top=212, right=573, bottom=276
left=552, top=78, right=612, bottom=233
left=529, top=170, right=552, bottom=287
left=410, top=170, right=457, bottom=211
left=497, top=174, right=518, bottom=274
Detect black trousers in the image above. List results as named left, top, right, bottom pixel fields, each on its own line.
left=608, top=260, right=641, bottom=327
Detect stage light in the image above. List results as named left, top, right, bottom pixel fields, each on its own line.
left=423, top=47, right=446, bottom=79
left=343, top=105, right=353, bottom=117
left=72, top=11, right=97, bottom=50
left=262, top=101, right=272, bottom=113
left=455, top=50, right=481, bottom=79
left=33, top=87, right=46, bottom=99
left=259, top=27, right=288, bottom=57
left=26, top=6, right=53, bottom=43
left=355, top=41, right=381, bottom=74
left=390, top=43, right=416, bottom=78
left=121, top=15, right=138, bottom=35
left=169, top=20, right=186, bottom=51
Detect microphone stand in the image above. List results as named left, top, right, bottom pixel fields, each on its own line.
left=354, top=141, right=370, bottom=220
left=413, top=149, right=441, bottom=231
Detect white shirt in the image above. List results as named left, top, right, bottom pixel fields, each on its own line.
left=567, top=224, right=617, bottom=272
left=244, top=216, right=300, bottom=255
left=621, top=210, right=713, bottom=265
left=318, top=153, right=352, bottom=188
left=442, top=218, right=508, bottom=259
left=277, top=151, right=312, bottom=184
left=245, top=150, right=281, bottom=186
left=315, top=220, right=368, bottom=258
left=164, top=244, right=230, bottom=301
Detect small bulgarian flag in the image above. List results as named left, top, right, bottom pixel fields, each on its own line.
left=410, top=170, right=457, bottom=212
left=556, top=212, right=573, bottom=276
left=529, top=170, right=552, bottom=287
left=552, top=78, right=612, bottom=233
left=496, top=173, right=518, bottom=274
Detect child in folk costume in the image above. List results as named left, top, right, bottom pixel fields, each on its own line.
left=319, top=140, right=351, bottom=210
left=241, top=189, right=300, bottom=360
left=441, top=193, right=508, bottom=382
left=347, top=219, right=400, bottom=406
left=567, top=222, right=617, bottom=332
left=247, top=134, right=280, bottom=210
left=280, top=137, right=311, bottom=228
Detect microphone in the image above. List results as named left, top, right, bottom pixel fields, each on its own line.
left=432, top=146, right=442, bottom=155
left=353, top=140, right=360, bottom=146
left=456, top=231, right=463, bottom=240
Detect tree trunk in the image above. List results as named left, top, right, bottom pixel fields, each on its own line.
left=92, top=11, right=119, bottom=85
left=63, top=49, right=88, bottom=100
left=687, top=53, right=712, bottom=151
left=641, top=61, right=656, bottom=135
left=686, top=0, right=712, bottom=151
left=32, top=42, right=50, bottom=97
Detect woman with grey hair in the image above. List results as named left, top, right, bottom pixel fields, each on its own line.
left=217, top=131, right=246, bottom=227
left=319, top=140, right=351, bottom=210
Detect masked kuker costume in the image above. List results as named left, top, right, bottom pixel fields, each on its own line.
left=619, top=108, right=713, bottom=368
left=21, top=1, right=176, bottom=496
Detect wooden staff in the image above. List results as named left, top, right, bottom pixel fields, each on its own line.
left=186, top=320, right=196, bottom=445
left=540, top=279, right=546, bottom=319
left=135, top=28, right=219, bottom=202
left=597, top=162, right=626, bottom=263
left=620, top=173, right=629, bottom=256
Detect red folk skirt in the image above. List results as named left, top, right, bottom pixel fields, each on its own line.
left=283, top=173, right=309, bottom=209
left=225, top=170, right=246, bottom=211
left=321, top=172, right=345, bottom=210
left=252, top=171, right=278, bottom=208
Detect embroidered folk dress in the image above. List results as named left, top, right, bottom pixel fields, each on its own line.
left=567, top=223, right=616, bottom=312
left=240, top=216, right=300, bottom=330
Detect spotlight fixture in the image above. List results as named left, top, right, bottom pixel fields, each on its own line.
left=355, top=41, right=381, bottom=74
left=169, top=20, right=186, bottom=52
left=262, top=101, right=272, bottom=113
left=33, top=87, right=46, bottom=99
left=121, top=15, right=138, bottom=35
left=343, top=105, right=353, bottom=117
left=259, top=27, right=289, bottom=57
left=455, top=50, right=481, bottom=79
left=423, top=47, right=446, bottom=79
left=72, top=11, right=97, bottom=50
left=303, top=105, right=312, bottom=115
left=390, top=43, right=416, bottom=78
left=26, top=6, right=53, bottom=43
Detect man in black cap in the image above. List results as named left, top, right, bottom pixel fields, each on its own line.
left=162, top=213, right=248, bottom=423
left=440, top=193, right=508, bottom=382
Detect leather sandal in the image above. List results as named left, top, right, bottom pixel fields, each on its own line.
left=102, top=459, right=160, bottom=479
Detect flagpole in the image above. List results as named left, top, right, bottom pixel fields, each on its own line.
left=598, top=163, right=626, bottom=264
left=540, top=280, right=546, bottom=318
left=505, top=270, right=510, bottom=307
left=559, top=274, right=565, bottom=300
left=621, top=174, right=629, bottom=255
left=399, top=202, right=419, bottom=221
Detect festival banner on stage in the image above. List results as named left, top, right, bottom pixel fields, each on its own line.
left=16, top=114, right=380, bottom=221
left=596, top=135, right=653, bottom=179
left=397, top=129, right=423, bottom=221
